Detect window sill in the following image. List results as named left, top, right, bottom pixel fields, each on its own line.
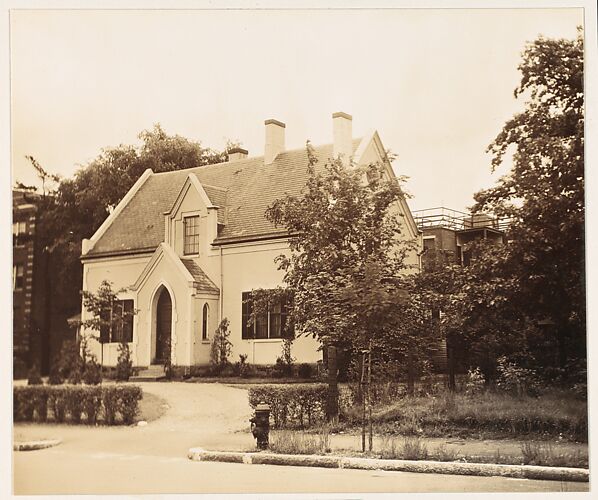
left=201, top=340, right=211, bottom=344
left=243, top=338, right=283, bottom=343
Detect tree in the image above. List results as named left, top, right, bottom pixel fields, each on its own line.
left=265, top=143, right=415, bottom=436
left=22, top=126, right=239, bottom=368
left=80, top=280, right=137, bottom=370
left=473, top=29, right=585, bottom=371
left=210, top=318, right=233, bottom=372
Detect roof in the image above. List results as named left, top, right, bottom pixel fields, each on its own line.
left=86, top=140, right=363, bottom=257
left=181, top=259, right=220, bottom=294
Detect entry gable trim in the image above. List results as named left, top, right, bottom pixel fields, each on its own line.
left=131, top=242, right=195, bottom=292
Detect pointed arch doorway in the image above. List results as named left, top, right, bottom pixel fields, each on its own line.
left=154, top=286, right=172, bottom=364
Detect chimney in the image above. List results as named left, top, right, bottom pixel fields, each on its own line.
left=332, top=111, right=353, bottom=166
left=264, top=119, right=285, bottom=165
left=228, top=147, right=248, bottom=162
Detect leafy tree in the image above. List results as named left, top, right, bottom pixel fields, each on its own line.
left=473, top=29, right=585, bottom=370
left=21, top=126, right=239, bottom=366
left=80, top=279, right=137, bottom=370
left=265, top=144, right=415, bottom=433
left=266, top=144, right=414, bottom=354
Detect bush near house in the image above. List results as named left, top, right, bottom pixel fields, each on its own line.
left=13, top=385, right=142, bottom=426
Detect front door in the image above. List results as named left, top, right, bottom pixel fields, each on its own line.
left=155, top=289, right=172, bottom=363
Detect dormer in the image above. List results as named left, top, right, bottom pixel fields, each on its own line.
left=163, top=173, right=225, bottom=258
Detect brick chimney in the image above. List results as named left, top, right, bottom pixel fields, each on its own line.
left=228, top=147, right=248, bottom=162
left=332, top=111, right=353, bottom=166
left=264, top=119, right=285, bottom=165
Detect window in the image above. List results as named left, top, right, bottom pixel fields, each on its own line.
left=202, top=303, right=209, bottom=340
left=423, top=236, right=436, bottom=251
left=99, top=299, right=134, bottom=343
left=13, top=221, right=27, bottom=246
left=183, top=216, right=200, bottom=255
left=242, top=291, right=293, bottom=339
left=13, top=264, right=24, bottom=290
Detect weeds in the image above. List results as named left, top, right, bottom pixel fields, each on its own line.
left=269, top=426, right=331, bottom=455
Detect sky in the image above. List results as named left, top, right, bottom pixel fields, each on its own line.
left=10, top=8, right=583, bottom=213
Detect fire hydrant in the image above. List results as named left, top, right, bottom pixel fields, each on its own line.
left=250, top=402, right=270, bottom=450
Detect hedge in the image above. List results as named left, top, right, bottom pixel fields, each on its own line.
left=13, top=385, right=143, bottom=425
left=248, top=384, right=328, bottom=428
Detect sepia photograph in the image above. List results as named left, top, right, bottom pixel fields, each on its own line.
left=5, top=1, right=596, bottom=497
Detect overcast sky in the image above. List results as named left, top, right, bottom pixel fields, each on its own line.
left=10, top=8, right=582, bottom=213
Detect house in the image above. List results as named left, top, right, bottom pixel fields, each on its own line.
left=80, top=113, right=422, bottom=369
left=13, top=189, right=49, bottom=376
left=413, top=206, right=508, bottom=381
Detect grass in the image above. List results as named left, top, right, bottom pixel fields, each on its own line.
left=269, top=426, right=331, bottom=455
left=137, top=392, right=168, bottom=423
left=342, top=390, right=587, bottom=442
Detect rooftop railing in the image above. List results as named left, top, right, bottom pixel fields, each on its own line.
left=413, top=207, right=511, bottom=232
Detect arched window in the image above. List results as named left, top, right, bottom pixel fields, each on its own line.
left=202, top=303, right=209, bottom=340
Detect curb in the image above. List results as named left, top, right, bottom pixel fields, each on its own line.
left=187, top=448, right=589, bottom=483
left=14, top=439, right=62, bottom=451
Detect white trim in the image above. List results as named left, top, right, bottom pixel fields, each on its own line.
left=131, top=242, right=195, bottom=292
left=166, top=173, right=215, bottom=217
left=82, top=168, right=153, bottom=255
left=423, top=235, right=437, bottom=240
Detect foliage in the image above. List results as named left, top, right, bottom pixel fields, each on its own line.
left=298, top=363, right=314, bottom=379
left=471, top=29, right=585, bottom=371
left=345, top=391, right=587, bottom=441
left=210, top=318, right=232, bottom=370
left=248, top=384, right=329, bottom=428
left=56, top=340, right=83, bottom=383
left=27, top=364, right=43, bottom=385
left=13, top=385, right=143, bottom=425
left=275, top=339, right=295, bottom=377
left=116, top=343, right=134, bottom=381
left=21, top=127, right=239, bottom=354
left=83, top=355, right=102, bottom=385
left=265, top=144, right=414, bottom=355
left=495, top=356, right=540, bottom=396
left=233, top=354, right=250, bottom=378
left=464, top=367, right=486, bottom=396
left=269, top=427, right=331, bottom=455
left=81, top=280, right=136, bottom=346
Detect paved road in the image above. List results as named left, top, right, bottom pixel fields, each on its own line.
left=13, top=382, right=589, bottom=495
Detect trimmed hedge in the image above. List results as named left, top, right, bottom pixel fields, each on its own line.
left=13, top=385, right=142, bottom=426
left=248, top=384, right=328, bottom=428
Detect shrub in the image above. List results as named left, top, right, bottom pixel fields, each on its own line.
left=496, top=356, right=540, bottom=396
left=298, top=363, right=313, bottom=379
left=210, top=318, right=232, bottom=371
left=248, top=384, right=328, bottom=428
left=57, top=340, right=84, bottom=382
left=27, top=363, right=43, bottom=385
left=81, top=387, right=102, bottom=425
left=464, top=367, right=486, bottom=395
left=65, top=386, right=84, bottom=423
left=116, top=385, right=143, bottom=425
left=14, top=387, right=35, bottom=421
left=48, top=362, right=64, bottom=385
left=48, top=387, right=68, bottom=423
left=83, top=356, right=102, bottom=385
left=32, top=386, right=50, bottom=422
left=13, top=385, right=143, bottom=426
left=233, top=354, right=250, bottom=378
left=116, top=343, right=133, bottom=381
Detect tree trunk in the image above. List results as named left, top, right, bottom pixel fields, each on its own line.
left=407, top=346, right=415, bottom=396
left=367, top=346, right=373, bottom=452
left=447, top=334, right=456, bottom=392
left=326, top=345, right=339, bottom=423
left=361, top=351, right=366, bottom=452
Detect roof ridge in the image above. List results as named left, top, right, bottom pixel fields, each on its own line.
left=150, top=138, right=364, bottom=177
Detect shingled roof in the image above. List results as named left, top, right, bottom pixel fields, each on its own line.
left=181, top=259, right=219, bottom=294
left=86, top=139, right=362, bottom=257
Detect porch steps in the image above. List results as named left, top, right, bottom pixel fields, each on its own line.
left=130, top=365, right=166, bottom=382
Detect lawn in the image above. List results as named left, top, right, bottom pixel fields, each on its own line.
left=341, top=390, right=587, bottom=442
